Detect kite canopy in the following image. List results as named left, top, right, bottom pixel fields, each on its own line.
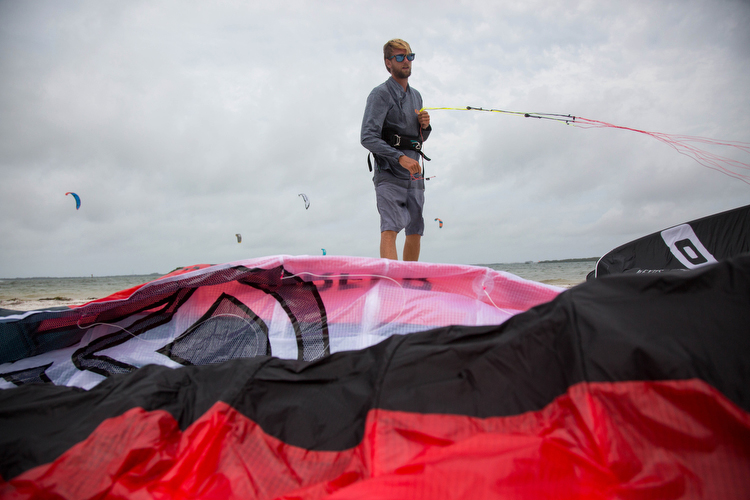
left=1, top=254, right=749, bottom=498
left=435, top=217, right=443, bottom=228
left=64, top=192, right=80, bottom=210
left=0, top=256, right=561, bottom=380
left=235, top=233, right=242, bottom=243
left=298, top=193, right=310, bottom=209
left=591, top=203, right=750, bottom=278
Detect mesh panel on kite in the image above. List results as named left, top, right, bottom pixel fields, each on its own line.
left=159, top=294, right=270, bottom=365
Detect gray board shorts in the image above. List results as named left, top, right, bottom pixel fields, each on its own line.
left=374, top=170, right=425, bottom=236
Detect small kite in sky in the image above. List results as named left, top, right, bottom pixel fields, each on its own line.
left=236, top=234, right=242, bottom=243
left=298, top=193, right=310, bottom=210
left=65, top=192, right=81, bottom=210
left=435, top=218, right=443, bottom=228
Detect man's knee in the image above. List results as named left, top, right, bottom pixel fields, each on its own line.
left=381, top=230, right=398, bottom=243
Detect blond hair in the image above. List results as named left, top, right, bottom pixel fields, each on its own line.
left=383, top=39, right=412, bottom=73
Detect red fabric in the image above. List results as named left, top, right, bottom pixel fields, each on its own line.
left=3, top=379, right=749, bottom=499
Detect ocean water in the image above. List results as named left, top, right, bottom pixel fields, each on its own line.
left=0, top=274, right=160, bottom=310
left=0, top=260, right=596, bottom=311
left=484, top=260, right=596, bottom=287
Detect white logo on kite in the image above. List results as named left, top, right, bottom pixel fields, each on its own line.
left=660, top=224, right=717, bottom=269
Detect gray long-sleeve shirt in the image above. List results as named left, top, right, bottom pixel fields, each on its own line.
left=361, top=77, right=431, bottom=181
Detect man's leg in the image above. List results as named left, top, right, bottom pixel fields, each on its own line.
left=403, top=234, right=421, bottom=261
left=380, top=230, right=398, bottom=260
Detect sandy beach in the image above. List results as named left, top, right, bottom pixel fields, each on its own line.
left=0, top=274, right=160, bottom=313
left=0, top=297, right=96, bottom=312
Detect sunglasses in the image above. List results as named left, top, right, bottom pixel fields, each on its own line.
left=389, top=53, right=415, bottom=62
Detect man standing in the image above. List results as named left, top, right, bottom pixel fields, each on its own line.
left=361, top=39, right=431, bottom=261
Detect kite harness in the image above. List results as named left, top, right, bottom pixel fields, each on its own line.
left=368, top=126, right=431, bottom=173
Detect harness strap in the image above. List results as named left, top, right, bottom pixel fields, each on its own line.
left=368, top=128, right=431, bottom=172
left=382, top=128, right=432, bottom=161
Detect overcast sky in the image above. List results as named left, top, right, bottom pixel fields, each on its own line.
left=1, top=0, right=748, bottom=278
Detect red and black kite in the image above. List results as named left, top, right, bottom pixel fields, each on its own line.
left=1, top=255, right=749, bottom=498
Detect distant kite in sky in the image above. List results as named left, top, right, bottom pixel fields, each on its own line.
left=298, top=193, right=310, bottom=210
left=322, top=249, right=326, bottom=255
left=434, top=218, right=443, bottom=228
left=236, top=234, right=242, bottom=243
left=65, top=192, right=81, bottom=210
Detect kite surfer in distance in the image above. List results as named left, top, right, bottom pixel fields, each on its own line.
left=361, top=38, right=431, bottom=261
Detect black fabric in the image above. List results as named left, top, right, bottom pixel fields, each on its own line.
left=381, top=127, right=430, bottom=159
left=1, top=255, right=749, bottom=480
left=368, top=127, right=432, bottom=171
left=595, top=204, right=750, bottom=277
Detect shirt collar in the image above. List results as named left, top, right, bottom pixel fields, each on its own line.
left=387, top=76, right=409, bottom=94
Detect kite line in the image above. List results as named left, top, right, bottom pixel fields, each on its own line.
left=421, top=106, right=750, bottom=185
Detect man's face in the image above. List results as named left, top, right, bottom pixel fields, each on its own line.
left=387, top=49, right=412, bottom=79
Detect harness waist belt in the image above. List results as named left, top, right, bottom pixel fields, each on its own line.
left=368, top=128, right=431, bottom=172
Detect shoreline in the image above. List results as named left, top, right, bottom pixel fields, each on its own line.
left=537, top=278, right=584, bottom=289
left=0, top=298, right=94, bottom=313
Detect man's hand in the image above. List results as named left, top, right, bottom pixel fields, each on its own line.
left=415, top=109, right=430, bottom=129
left=399, top=154, right=422, bottom=175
